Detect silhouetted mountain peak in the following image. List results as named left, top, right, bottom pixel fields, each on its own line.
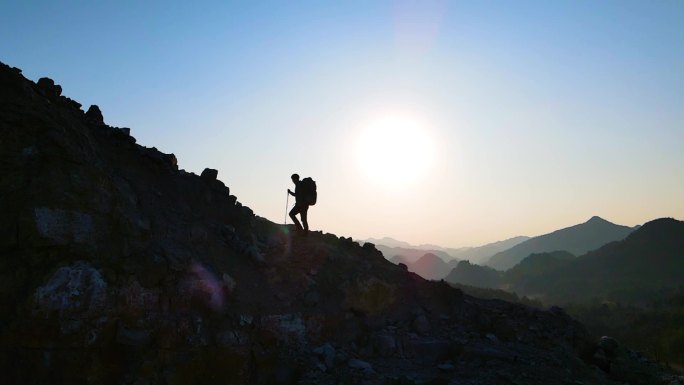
left=486, top=216, right=636, bottom=270
left=586, top=216, right=608, bottom=224
left=626, top=217, right=684, bottom=242
left=417, top=252, right=445, bottom=263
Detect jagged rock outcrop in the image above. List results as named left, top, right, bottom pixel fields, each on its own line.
left=85, top=104, right=105, bottom=125
left=201, top=167, right=219, bottom=181
left=0, top=61, right=681, bottom=385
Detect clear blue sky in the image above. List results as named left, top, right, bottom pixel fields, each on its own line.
left=2, top=1, right=682, bottom=247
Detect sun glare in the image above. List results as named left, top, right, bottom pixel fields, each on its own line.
left=356, top=114, right=435, bottom=189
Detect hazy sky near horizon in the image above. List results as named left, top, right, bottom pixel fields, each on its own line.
left=2, top=1, right=682, bottom=247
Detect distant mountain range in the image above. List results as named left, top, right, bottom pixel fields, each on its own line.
left=447, top=236, right=531, bottom=264
left=502, top=250, right=575, bottom=292
left=373, top=244, right=454, bottom=265
left=365, top=237, right=417, bottom=249
left=521, top=218, right=684, bottom=304
left=371, top=217, right=637, bottom=280
left=445, top=218, right=684, bottom=305
left=485, top=216, right=637, bottom=271
left=373, top=238, right=530, bottom=281
left=407, top=253, right=451, bottom=281
left=366, top=235, right=530, bottom=265
left=444, top=260, right=500, bottom=289
left=387, top=253, right=454, bottom=280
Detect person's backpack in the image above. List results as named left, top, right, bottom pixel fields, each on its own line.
left=300, top=177, right=317, bottom=205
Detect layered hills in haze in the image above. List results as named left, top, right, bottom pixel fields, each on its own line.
left=445, top=219, right=684, bottom=305
left=372, top=236, right=530, bottom=280
left=447, top=236, right=532, bottom=265
left=521, top=218, right=684, bottom=304
left=1, top=61, right=681, bottom=384
left=373, top=244, right=454, bottom=265
left=443, top=218, right=684, bottom=366
left=445, top=261, right=501, bottom=289
left=376, top=217, right=636, bottom=282
left=486, top=216, right=637, bottom=271
left=369, top=236, right=529, bottom=265
left=402, top=253, right=451, bottom=281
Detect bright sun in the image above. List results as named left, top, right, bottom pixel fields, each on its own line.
left=356, top=114, right=435, bottom=189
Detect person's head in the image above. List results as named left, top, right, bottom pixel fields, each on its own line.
left=291, top=173, right=300, bottom=183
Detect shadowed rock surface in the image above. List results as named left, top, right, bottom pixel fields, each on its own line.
left=1, top=61, right=681, bottom=385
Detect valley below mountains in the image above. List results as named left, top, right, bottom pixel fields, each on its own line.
left=379, top=221, right=684, bottom=371
left=1, top=61, right=683, bottom=385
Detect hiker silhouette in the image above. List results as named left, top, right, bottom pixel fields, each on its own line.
left=287, top=173, right=316, bottom=234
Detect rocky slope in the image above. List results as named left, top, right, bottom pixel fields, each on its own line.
left=0, top=61, right=681, bottom=385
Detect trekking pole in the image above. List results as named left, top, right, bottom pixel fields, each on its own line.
left=284, top=190, right=289, bottom=225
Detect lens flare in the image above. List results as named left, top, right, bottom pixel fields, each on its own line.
left=185, top=261, right=226, bottom=312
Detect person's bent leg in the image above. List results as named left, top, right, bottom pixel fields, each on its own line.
left=289, top=205, right=303, bottom=231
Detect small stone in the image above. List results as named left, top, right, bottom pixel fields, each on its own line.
left=314, top=361, right=326, bottom=372
left=239, top=314, right=253, bottom=326
left=313, top=343, right=335, bottom=369
left=222, top=273, right=236, bottom=292
left=304, top=291, right=320, bottom=307
left=598, top=336, right=618, bottom=355
left=37, top=78, right=54, bottom=88
left=549, top=305, right=566, bottom=315
left=164, top=153, right=178, bottom=169
left=85, top=105, right=105, bottom=125
left=374, top=333, right=397, bottom=357
left=246, top=245, right=264, bottom=263
left=413, top=314, right=431, bottom=335
left=348, top=359, right=374, bottom=375
left=116, top=325, right=151, bottom=347
left=201, top=168, right=218, bottom=181
left=592, top=349, right=610, bottom=372
left=37, top=77, right=61, bottom=97
left=438, top=363, right=455, bottom=372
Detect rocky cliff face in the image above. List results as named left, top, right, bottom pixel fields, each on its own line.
left=0, top=62, right=681, bottom=385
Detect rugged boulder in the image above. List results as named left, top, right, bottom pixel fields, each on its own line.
left=85, top=104, right=105, bottom=125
